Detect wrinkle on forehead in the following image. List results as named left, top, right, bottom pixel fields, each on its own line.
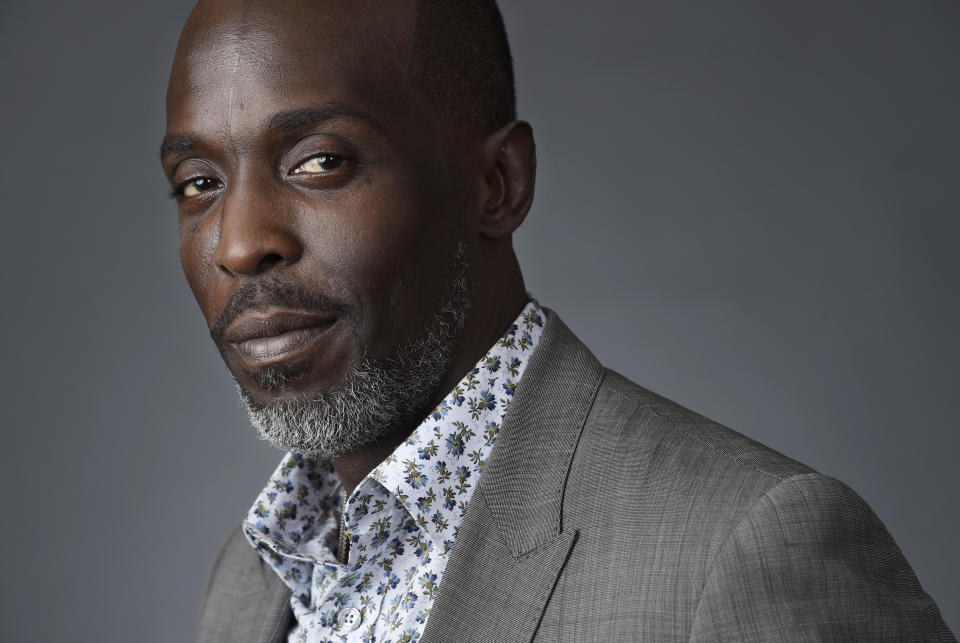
left=188, top=20, right=270, bottom=139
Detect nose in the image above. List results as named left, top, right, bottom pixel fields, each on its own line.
left=212, top=180, right=303, bottom=276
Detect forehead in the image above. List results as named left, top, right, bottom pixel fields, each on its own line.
left=166, top=0, right=420, bottom=143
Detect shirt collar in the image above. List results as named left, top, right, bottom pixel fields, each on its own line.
left=244, top=298, right=546, bottom=562
left=363, top=298, right=545, bottom=546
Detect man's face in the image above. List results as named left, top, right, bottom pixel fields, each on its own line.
left=162, top=0, right=472, bottom=454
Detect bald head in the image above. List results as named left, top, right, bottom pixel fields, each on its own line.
left=407, top=0, right=516, bottom=136
left=172, top=0, right=515, bottom=140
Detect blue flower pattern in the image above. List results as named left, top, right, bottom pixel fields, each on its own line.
left=243, top=300, right=545, bottom=642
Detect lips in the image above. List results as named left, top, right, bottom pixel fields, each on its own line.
left=223, top=309, right=339, bottom=368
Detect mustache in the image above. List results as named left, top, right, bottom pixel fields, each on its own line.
left=209, top=277, right=350, bottom=343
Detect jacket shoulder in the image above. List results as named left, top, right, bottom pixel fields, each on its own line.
left=690, top=472, right=955, bottom=641
left=560, top=367, right=820, bottom=581
left=547, top=369, right=882, bottom=640
left=590, top=368, right=814, bottom=483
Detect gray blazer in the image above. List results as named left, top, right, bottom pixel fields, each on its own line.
left=197, top=311, right=955, bottom=642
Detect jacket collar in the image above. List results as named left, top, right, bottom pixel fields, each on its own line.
left=420, top=309, right=604, bottom=643
left=478, top=308, right=604, bottom=556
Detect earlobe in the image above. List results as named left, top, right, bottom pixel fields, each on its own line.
left=478, top=120, right=536, bottom=239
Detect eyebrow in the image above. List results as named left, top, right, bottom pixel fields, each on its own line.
left=159, top=104, right=386, bottom=163
left=159, top=133, right=200, bottom=162
left=267, top=104, right=386, bottom=134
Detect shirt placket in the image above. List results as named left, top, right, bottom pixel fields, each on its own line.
left=312, top=482, right=404, bottom=640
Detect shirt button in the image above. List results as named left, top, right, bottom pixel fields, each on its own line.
left=336, top=607, right=363, bottom=631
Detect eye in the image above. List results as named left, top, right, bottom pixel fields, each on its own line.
left=179, top=177, right=220, bottom=198
left=292, top=154, right=345, bottom=174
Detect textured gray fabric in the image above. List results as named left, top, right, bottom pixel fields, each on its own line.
left=196, top=525, right=292, bottom=643
left=197, top=310, right=955, bottom=642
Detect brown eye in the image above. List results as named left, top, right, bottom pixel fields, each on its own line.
left=293, top=154, right=345, bottom=174
left=182, top=177, right=220, bottom=198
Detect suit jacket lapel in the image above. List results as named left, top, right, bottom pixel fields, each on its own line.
left=196, top=526, right=293, bottom=643
left=422, top=310, right=603, bottom=642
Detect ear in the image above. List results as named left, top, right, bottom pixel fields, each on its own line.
left=476, top=120, right=537, bottom=239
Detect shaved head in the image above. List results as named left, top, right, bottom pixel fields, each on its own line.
left=173, top=0, right=515, bottom=141
left=407, top=0, right=516, bottom=136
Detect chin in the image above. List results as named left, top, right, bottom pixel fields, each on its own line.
left=231, top=355, right=350, bottom=410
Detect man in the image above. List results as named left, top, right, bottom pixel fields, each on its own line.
left=161, top=0, right=954, bottom=641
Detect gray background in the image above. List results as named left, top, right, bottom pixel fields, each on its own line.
left=1, top=1, right=956, bottom=640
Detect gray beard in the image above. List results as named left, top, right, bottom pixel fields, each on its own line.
left=236, top=243, right=471, bottom=458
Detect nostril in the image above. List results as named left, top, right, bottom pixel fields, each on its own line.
left=256, top=253, right=286, bottom=272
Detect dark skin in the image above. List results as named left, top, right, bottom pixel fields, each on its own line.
left=162, top=0, right=536, bottom=495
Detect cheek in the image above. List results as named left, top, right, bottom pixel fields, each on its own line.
left=178, top=219, right=220, bottom=324
left=332, top=195, right=457, bottom=346
left=299, top=174, right=432, bottom=279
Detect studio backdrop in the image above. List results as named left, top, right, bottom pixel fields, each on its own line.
left=0, top=1, right=956, bottom=641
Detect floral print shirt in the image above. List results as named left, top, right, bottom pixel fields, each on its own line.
left=243, top=299, right=546, bottom=643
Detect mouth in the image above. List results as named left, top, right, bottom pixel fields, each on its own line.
left=223, top=309, right=339, bottom=370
